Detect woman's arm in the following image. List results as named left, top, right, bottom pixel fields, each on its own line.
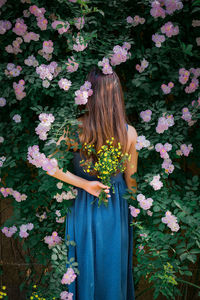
left=46, top=128, right=110, bottom=198
left=124, top=126, right=138, bottom=201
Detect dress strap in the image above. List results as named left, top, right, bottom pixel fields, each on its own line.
left=126, top=123, right=128, bottom=131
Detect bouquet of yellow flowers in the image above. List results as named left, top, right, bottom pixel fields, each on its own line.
left=80, top=137, right=131, bottom=207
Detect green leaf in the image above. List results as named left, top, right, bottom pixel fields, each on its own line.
left=51, top=254, right=57, bottom=260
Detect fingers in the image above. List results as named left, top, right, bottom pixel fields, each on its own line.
left=98, top=182, right=110, bottom=189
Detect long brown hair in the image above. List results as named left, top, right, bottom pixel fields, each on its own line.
left=77, top=65, right=129, bottom=160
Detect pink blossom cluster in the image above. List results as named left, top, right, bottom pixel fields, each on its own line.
left=75, top=81, right=93, bottom=105
left=161, top=158, right=174, bottom=174
left=137, top=193, right=154, bottom=210
left=190, top=67, right=200, bottom=78
left=135, top=135, right=150, bottom=150
left=19, top=223, right=34, bottom=238
left=54, top=188, right=78, bottom=203
left=129, top=205, right=140, bottom=217
left=13, top=79, right=26, bottom=100
left=5, top=63, right=22, bottom=77
left=152, top=33, right=165, bottom=47
left=136, top=58, right=149, bottom=73
left=1, top=226, right=17, bottom=237
left=55, top=210, right=65, bottom=223
left=42, top=40, right=54, bottom=54
left=29, top=5, right=48, bottom=31
left=155, top=142, right=172, bottom=159
left=36, top=211, right=47, bottom=222
left=12, top=114, right=21, bottom=123
left=126, top=15, right=145, bottom=26
left=52, top=20, right=70, bottom=34
left=61, top=268, right=77, bottom=285
left=161, top=22, right=179, bottom=38
left=161, top=211, right=180, bottom=232
left=60, top=291, right=73, bottom=300
left=98, top=57, right=113, bottom=75
left=161, top=81, right=174, bottom=94
left=35, top=113, right=55, bottom=140
left=140, top=109, right=152, bottom=122
left=149, top=174, right=163, bottom=190
left=179, top=68, right=190, bottom=84
left=110, top=43, right=131, bottom=66
left=44, top=231, right=62, bottom=248
left=38, top=40, right=54, bottom=60
left=176, top=144, right=193, bottom=157
left=185, top=78, right=199, bottom=94
left=192, top=20, right=200, bottom=27
left=36, top=62, right=61, bottom=84
left=0, top=20, right=12, bottom=34
left=5, top=37, right=23, bottom=55
left=65, top=56, right=79, bottom=73
left=58, top=78, right=72, bottom=91
left=181, top=107, right=192, bottom=122
left=0, top=186, right=27, bottom=202
left=24, top=55, right=39, bottom=67
left=12, top=18, right=39, bottom=44
left=74, top=16, right=85, bottom=30
left=73, top=34, right=88, bottom=52
left=23, top=31, right=40, bottom=43
left=179, top=68, right=200, bottom=93
left=0, top=156, right=6, bottom=167
left=0, top=97, right=6, bottom=107
left=12, top=18, right=27, bottom=36
left=155, top=142, right=174, bottom=174
left=150, top=0, right=183, bottom=19
left=27, top=145, right=58, bottom=175
left=156, top=114, right=174, bottom=134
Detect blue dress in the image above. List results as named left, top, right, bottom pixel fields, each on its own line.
left=65, top=123, right=135, bottom=300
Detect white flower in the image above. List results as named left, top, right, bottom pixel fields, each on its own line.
left=12, top=114, right=21, bottom=123
left=57, top=182, right=63, bottom=189
left=0, top=97, right=6, bottom=107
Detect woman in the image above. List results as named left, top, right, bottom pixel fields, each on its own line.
left=47, top=66, right=138, bottom=300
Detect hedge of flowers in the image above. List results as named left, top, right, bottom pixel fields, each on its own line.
left=0, top=0, right=200, bottom=299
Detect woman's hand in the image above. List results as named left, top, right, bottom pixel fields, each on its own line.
left=83, top=181, right=111, bottom=201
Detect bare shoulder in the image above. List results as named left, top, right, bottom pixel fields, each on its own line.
left=127, top=124, right=138, bottom=144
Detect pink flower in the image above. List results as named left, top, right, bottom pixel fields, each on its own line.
left=61, top=268, right=76, bottom=285
left=98, top=57, right=113, bottom=75
left=161, top=210, right=180, bottom=232
left=74, top=81, right=93, bottom=105
left=140, top=110, right=152, bottom=122
left=65, top=56, right=79, bottom=73
left=74, top=17, right=85, bottom=30
left=149, top=174, right=163, bottom=190
left=129, top=205, right=140, bottom=217
left=60, top=291, right=73, bottom=300
left=58, top=78, right=72, bottom=91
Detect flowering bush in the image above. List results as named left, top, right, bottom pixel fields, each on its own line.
left=0, top=0, right=200, bottom=299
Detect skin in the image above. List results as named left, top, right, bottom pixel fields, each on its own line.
left=46, top=118, right=138, bottom=202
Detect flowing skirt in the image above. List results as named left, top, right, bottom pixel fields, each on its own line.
left=65, top=173, right=135, bottom=300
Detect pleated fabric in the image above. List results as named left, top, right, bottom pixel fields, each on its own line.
left=64, top=123, right=135, bottom=300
